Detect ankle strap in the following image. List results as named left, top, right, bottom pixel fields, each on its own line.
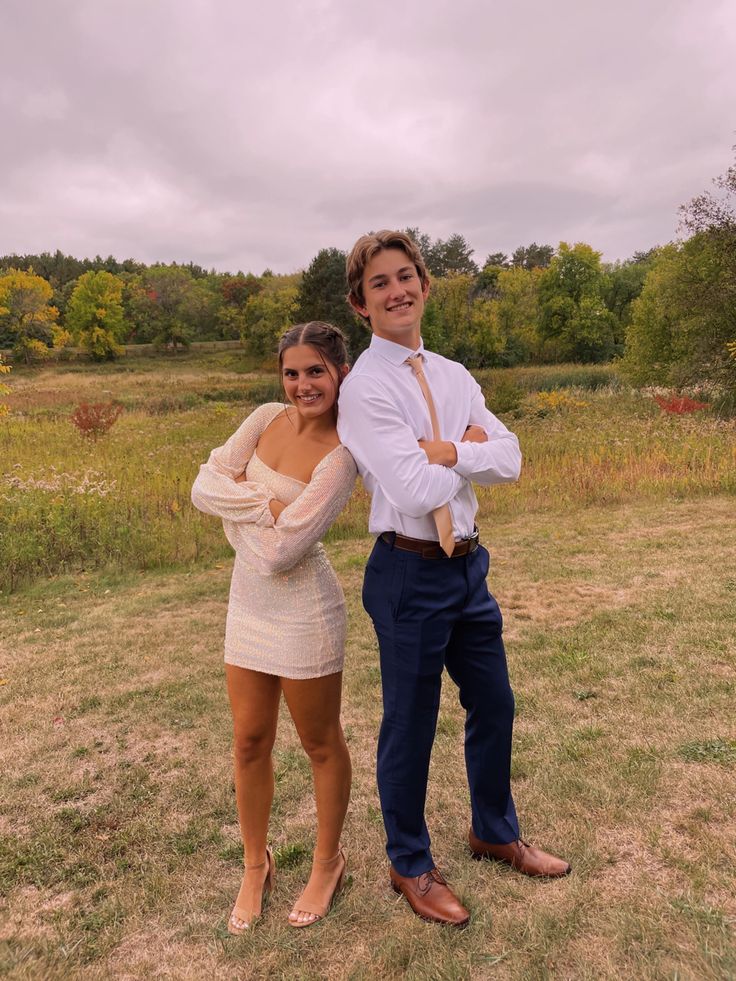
left=245, top=846, right=272, bottom=870
left=313, top=847, right=344, bottom=866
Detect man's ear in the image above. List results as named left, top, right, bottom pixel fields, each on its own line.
left=422, top=277, right=431, bottom=301
left=348, top=294, right=368, bottom=319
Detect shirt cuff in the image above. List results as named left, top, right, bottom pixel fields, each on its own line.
left=451, top=440, right=475, bottom=479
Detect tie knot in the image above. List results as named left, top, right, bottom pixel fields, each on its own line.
left=406, top=354, right=424, bottom=375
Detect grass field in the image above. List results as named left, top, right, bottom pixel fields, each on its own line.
left=1, top=353, right=735, bottom=980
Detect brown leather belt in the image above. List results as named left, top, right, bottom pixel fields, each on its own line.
left=380, top=530, right=480, bottom=559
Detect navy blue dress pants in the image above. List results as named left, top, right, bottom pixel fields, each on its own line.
left=362, top=535, right=519, bottom=877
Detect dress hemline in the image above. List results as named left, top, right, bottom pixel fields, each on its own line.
left=223, top=650, right=344, bottom=680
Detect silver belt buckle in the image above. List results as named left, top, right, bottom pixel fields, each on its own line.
left=466, top=528, right=480, bottom=552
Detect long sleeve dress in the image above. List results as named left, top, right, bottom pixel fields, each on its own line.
left=191, top=402, right=357, bottom=679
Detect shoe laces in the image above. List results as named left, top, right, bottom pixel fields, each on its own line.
left=418, top=868, right=447, bottom=895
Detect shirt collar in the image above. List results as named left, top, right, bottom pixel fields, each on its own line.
left=369, top=334, right=426, bottom=365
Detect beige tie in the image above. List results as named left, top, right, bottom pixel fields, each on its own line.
left=406, top=354, right=455, bottom=557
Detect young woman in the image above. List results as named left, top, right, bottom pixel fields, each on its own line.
left=191, top=322, right=356, bottom=932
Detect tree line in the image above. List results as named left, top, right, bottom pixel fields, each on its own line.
left=1, top=150, right=734, bottom=398
left=0, top=239, right=654, bottom=365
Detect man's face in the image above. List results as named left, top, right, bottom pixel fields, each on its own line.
left=351, top=247, right=429, bottom=348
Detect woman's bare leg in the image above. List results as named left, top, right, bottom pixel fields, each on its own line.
left=281, top=671, right=351, bottom=924
left=225, top=664, right=281, bottom=928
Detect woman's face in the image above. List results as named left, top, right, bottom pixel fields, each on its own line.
left=281, top=344, right=343, bottom=418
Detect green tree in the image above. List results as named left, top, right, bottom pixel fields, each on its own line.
left=429, top=274, right=474, bottom=360
left=130, top=265, right=215, bottom=350
left=469, top=297, right=506, bottom=367
left=472, top=264, right=502, bottom=300
left=467, top=266, right=544, bottom=367
left=538, top=243, right=616, bottom=362
left=622, top=149, right=736, bottom=390
left=622, top=235, right=736, bottom=387
left=511, top=243, right=554, bottom=270
left=404, top=228, right=479, bottom=276
left=0, top=250, right=145, bottom=292
left=679, top=146, right=736, bottom=239
left=604, top=252, right=656, bottom=347
left=404, top=227, right=434, bottom=260
left=419, top=296, right=449, bottom=356
left=65, top=271, right=126, bottom=360
left=242, top=282, right=298, bottom=358
left=0, top=269, right=59, bottom=362
left=620, top=246, right=680, bottom=384
left=494, top=266, right=544, bottom=364
left=427, top=234, right=479, bottom=277
left=484, top=252, right=510, bottom=268
left=295, top=248, right=367, bottom=356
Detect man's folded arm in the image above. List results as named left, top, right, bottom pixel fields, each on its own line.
left=338, top=379, right=465, bottom=517
left=451, top=380, right=522, bottom=486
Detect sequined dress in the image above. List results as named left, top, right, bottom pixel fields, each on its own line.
left=191, top=403, right=357, bottom=679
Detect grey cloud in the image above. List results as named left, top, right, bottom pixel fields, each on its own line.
left=2, top=0, right=735, bottom=272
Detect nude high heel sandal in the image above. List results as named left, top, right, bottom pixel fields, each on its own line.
left=228, top=846, right=275, bottom=935
left=288, top=847, right=347, bottom=928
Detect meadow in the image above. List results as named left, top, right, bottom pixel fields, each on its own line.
left=1, top=352, right=735, bottom=980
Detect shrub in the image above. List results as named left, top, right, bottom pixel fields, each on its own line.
left=244, top=379, right=284, bottom=404
left=15, top=337, right=52, bottom=363
left=70, top=402, right=123, bottom=440
left=486, top=377, right=524, bottom=414
left=653, top=394, right=709, bottom=415
left=522, top=389, right=588, bottom=417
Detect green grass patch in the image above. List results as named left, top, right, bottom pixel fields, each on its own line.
left=677, top=738, right=736, bottom=765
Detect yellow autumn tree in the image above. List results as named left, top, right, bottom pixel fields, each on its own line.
left=0, top=269, right=59, bottom=363
left=0, top=353, right=10, bottom=416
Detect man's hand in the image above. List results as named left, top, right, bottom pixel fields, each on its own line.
left=418, top=439, right=458, bottom=467
left=462, top=425, right=488, bottom=444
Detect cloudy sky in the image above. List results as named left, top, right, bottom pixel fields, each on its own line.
left=2, top=0, right=734, bottom=274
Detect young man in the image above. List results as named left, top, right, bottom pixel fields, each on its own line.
left=337, top=230, right=570, bottom=927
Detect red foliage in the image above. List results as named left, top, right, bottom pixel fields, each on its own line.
left=653, top=394, right=709, bottom=415
left=71, top=402, right=124, bottom=440
left=221, top=274, right=263, bottom=306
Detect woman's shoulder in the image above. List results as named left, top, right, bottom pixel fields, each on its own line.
left=239, top=401, right=285, bottom=430
left=315, top=443, right=357, bottom=479
left=252, top=401, right=286, bottom=420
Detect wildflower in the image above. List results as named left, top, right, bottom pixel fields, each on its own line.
left=2, top=468, right=117, bottom=497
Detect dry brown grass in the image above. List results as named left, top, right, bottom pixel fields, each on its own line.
left=1, top=496, right=735, bottom=979
left=3, top=355, right=265, bottom=415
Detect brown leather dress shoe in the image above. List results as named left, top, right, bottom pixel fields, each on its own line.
left=469, top=828, right=571, bottom=877
left=389, top=866, right=470, bottom=927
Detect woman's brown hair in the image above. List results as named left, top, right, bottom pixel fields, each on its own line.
left=277, top=321, right=349, bottom=405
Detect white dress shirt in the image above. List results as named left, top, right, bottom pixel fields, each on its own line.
left=337, top=335, right=521, bottom=540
